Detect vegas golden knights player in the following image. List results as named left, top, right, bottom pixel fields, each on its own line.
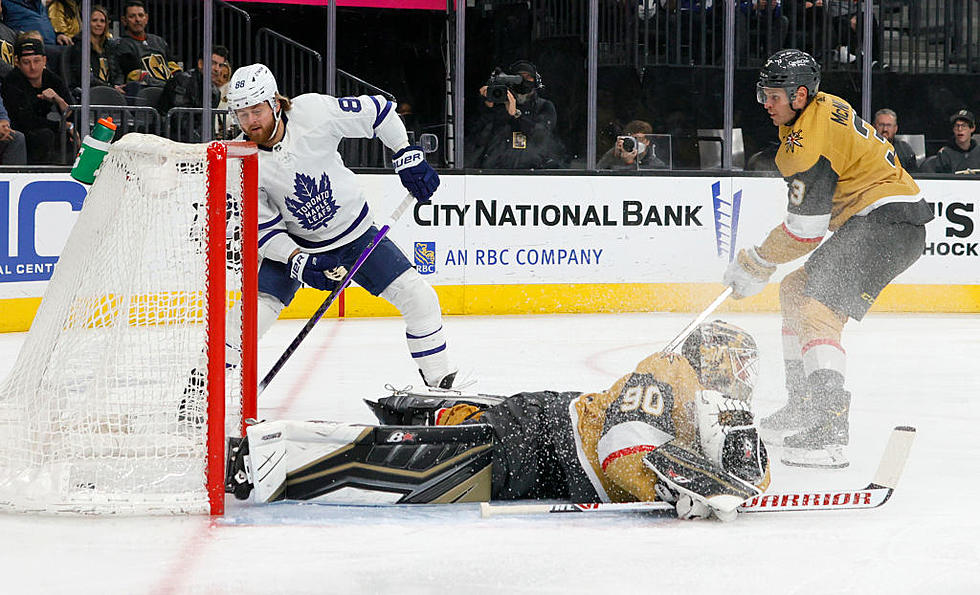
left=226, top=321, right=771, bottom=521
left=723, top=49, right=933, bottom=469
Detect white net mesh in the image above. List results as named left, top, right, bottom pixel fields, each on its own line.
left=0, top=134, right=248, bottom=515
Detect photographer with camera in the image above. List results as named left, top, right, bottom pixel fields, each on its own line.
left=597, top=120, right=666, bottom=170
left=466, top=60, right=565, bottom=169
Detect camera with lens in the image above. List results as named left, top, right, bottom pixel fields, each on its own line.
left=618, top=135, right=637, bottom=153
left=484, top=68, right=524, bottom=105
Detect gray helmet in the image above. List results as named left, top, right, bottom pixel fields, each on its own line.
left=756, top=49, right=820, bottom=105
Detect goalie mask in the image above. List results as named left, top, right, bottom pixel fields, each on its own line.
left=682, top=320, right=759, bottom=402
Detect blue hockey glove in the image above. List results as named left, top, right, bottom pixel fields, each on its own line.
left=288, top=252, right=347, bottom=291
left=392, top=145, right=439, bottom=203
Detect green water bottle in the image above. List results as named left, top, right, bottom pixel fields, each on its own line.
left=71, top=117, right=117, bottom=184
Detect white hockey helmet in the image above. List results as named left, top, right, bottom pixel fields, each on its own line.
left=227, top=63, right=279, bottom=112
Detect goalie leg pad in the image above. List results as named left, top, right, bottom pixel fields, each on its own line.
left=244, top=420, right=495, bottom=504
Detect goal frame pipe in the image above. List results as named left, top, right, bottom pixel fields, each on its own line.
left=206, top=141, right=258, bottom=515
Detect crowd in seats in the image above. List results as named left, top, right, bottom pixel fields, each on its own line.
left=0, top=0, right=237, bottom=164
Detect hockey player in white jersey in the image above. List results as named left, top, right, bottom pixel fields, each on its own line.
left=226, top=63, right=458, bottom=388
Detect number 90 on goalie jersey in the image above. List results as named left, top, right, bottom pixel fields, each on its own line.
left=580, top=353, right=702, bottom=502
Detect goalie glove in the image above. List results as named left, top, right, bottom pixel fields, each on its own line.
left=288, top=252, right=347, bottom=291
left=393, top=145, right=439, bottom=203
left=723, top=246, right=776, bottom=299
left=645, top=443, right=762, bottom=522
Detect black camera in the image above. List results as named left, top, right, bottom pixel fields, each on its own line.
left=485, top=69, right=524, bottom=105
left=619, top=136, right=636, bottom=153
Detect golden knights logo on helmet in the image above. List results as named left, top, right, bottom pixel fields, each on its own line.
left=682, top=320, right=759, bottom=402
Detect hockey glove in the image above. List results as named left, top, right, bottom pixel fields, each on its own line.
left=393, top=145, right=439, bottom=203
left=723, top=246, right=776, bottom=299
left=288, top=252, right=347, bottom=291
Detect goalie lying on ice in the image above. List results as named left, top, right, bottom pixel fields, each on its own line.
left=226, top=321, right=771, bottom=521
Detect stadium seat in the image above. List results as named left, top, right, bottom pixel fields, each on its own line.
left=135, top=86, right=164, bottom=109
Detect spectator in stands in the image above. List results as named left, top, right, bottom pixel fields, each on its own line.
left=1, top=36, right=73, bottom=163
left=158, top=46, right=229, bottom=141
left=65, top=5, right=116, bottom=91
left=597, top=119, right=667, bottom=170
left=736, top=1, right=789, bottom=65
left=108, top=0, right=181, bottom=96
left=0, top=90, right=27, bottom=164
left=47, top=0, right=80, bottom=47
left=934, top=109, right=980, bottom=175
left=872, top=108, right=917, bottom=173
left=466, top=60, right=566, bottom=169
left=0, top=7, right=17, bottom=78
left=158, top=46, right=228, bottom=114
left=1, top=1, right=56, bottom=48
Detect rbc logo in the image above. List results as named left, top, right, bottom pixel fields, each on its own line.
left=414, top=241, right=435, bottom=275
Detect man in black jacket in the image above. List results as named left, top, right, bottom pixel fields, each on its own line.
left=1, top=37, right=73, bottom=163
left=935, top=109, right=980, bottom=175
left=466, top=60, right=566, bottom=169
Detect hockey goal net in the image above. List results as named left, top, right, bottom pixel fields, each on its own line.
left=0, top=134, right=257, bottom=515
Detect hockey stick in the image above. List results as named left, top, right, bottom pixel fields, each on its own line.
left=480, top=426, right=915, bottom=517
left=662, top=286, right=733, bottom=353
left=258, top=193, right=417, bottom=395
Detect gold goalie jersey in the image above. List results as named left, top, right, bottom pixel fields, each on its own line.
left=771, top=92, right=920, bottom=250
left=571, top=352, right=769, bottom=503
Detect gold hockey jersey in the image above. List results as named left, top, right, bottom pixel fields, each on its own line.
left=571, top=352, right=769, bottom=503
left=761, top=92, right=922, bottom=263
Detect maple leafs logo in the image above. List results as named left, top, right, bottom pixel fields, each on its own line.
left=286, top=172, right=338, bottom=230
left=783, top=129, right=804, bottom=153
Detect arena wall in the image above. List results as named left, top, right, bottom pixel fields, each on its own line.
left=2, top=172, right=978, bottom=332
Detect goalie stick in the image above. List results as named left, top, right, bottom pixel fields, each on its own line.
left=258, top=193, right=416, bottom=394
left=480, top=426, right=915, bottom=518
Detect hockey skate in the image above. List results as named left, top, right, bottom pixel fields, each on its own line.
left=758, top=397, right=808, bottom=444
left=224, top=436, right=254, bottom=500
left=780, top=391, right=850, bottom=469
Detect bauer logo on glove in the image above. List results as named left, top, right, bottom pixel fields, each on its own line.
left=392, top=145, right=440, bottom=203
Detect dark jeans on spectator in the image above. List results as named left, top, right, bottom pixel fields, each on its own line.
left=0, top=130, right=27, bottom=165
left=25, top=128, right=60, bottom=164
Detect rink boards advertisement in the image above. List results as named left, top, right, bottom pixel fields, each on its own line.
left=1, top=172, right=979, bottom=329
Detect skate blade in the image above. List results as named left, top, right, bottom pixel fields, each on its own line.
left=780, top=445, right=849, bottom=469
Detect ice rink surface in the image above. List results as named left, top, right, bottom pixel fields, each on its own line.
left=1, top=311, right=979, bottom=594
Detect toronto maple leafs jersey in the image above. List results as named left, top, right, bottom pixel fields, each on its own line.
left=246, top=93, right=408, bottom=263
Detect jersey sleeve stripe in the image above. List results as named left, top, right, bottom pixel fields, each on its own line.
left=597, top=420, right=674, bottom=466
left=781, top=218, right=826, bottom=242
left=258, top=213, right=283, bottom=231
left=369, top=95, right=392, bottom=129
left=601, top=445, right=658, bottom=471
left=292, top=203, right=370, bottom=249
left=258, top=229, right=286, bottom=248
